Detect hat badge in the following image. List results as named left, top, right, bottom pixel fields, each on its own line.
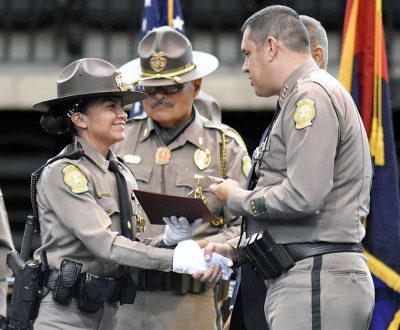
left=150, top=52, right=167, bottom=72
left=115, top=69, right=133, bottom=91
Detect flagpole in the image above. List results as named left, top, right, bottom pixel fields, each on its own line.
left=168, top=0, right=173, bottom=27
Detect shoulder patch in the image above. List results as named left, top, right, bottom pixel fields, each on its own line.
left=62, top=164, right=89, bottom=194
left=204, top=122, right=247, bottom=151
left=294, top=98, right=316, bottom=129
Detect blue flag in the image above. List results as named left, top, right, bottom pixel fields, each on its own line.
left=130, top=0, right=185, bottom=118
left=339, top=0, right=400, bottom=328
left=141, top=0, right=185, bottom=38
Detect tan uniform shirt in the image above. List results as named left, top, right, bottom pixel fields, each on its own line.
left=113, top=109, right=249, bottom=242
left=34, top=137, right=173, bottom=274
left=0, top=187, right=14, bottom=279
left=228, top=59, right=372, bottom=244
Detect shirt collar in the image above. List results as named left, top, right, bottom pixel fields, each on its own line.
left=75, top=137, right=117, bottom=172
left=138, top=108, right=206, bottom=149
left=278, top=59, right=319, bottom=108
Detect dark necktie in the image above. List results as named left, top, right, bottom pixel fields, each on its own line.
left=108, top=160, right=134, bottom=240
left=108, top=160, right=138, bottom=304
left=247, top=101, right=281, bottom=190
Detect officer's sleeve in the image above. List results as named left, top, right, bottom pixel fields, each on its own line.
left=43, top=162, right=173, bottom=271
left=227, top=86, right=339, bottom=219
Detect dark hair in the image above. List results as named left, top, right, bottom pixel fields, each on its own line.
left=241, top=5, right=310, bottom=54
left=40, top=98, right=91, bottom=136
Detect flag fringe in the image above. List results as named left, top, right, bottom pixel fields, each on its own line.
left=388, top=309, right=400, bottom=330
left=363, top=249, right=400, bottom=293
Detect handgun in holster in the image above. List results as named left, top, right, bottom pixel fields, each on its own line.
left=242, top=230, right=295, bottom=280
left=6, top=248, right=48, bottom=330
left=6, top=143, right=85, bottom=328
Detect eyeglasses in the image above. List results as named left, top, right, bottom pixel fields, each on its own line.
left=139, top=84, right=184, bottom=96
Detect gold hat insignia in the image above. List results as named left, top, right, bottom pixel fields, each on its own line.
left=294, top=98, right=316, bottom=129
left=150, top=52, right=167, bottom=72
left=115, top=69, right=133, bottom=91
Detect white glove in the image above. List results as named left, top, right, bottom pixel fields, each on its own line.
left=208, top=253, right=233, bottom=280
left=173, top=240, right=233, bottom=280
left=173, top=240, right=208, bottom=274
left=162, top=216, right=203, bottom=246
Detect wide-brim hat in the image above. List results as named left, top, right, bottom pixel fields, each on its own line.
left=119, top=26, right=219, bottom=87
left=34, top=58, right=146, bottom=112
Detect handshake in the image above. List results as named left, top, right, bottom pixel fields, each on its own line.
left=172, top=240, right=233, bottom=281
left=161, top=216, right=233, bottom=282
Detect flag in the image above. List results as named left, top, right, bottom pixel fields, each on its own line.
left=130, top=0, right=186, bottom=118
left=339, top=0, right=400, bottom=329
left=140, top=0, right=185, bottom=38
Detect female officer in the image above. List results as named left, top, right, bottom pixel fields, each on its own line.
left=30, top=58, right=229, bottom=329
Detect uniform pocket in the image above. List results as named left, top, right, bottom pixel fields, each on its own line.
left=176, top=171, right=210, bottom=192
left=97, top=197, right=120, bottom=216
left=127, top=164, right=152, bottom=183
left=328, top=270, right=369, bottom=284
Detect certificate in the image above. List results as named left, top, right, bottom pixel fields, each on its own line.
left=133, top=189, right=216, bottom=224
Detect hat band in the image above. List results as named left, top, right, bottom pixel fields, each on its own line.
left=132, top=63, right=196, bottom=85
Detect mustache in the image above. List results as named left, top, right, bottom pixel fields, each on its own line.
left=151, top=99, right=173, bottom=109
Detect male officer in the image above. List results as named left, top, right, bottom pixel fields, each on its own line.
left=225, top=13, right=332, bottom=330
left=300, top=15, right=329, bottom=70
left=113, top=26, right=249, bottom=330
left=207, top=5, right=375, bottom=330
left=0, top=188, right=14, bottom=329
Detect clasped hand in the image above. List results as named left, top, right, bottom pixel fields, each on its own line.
left=173, top=240, right=233, bottom=282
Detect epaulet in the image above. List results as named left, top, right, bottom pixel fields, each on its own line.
left=203, top=121, right=247, bottom=152
left=48, top=140, right=84, bottom=164
left=128, top=112, right=148, bottom=123
left=308, top=69, right=338, bottom=95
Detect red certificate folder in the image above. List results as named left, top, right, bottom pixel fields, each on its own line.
left=133, top=189, right=216, bottom=225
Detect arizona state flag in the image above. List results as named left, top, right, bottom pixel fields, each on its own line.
left=339, top=0, right=400, bottom=329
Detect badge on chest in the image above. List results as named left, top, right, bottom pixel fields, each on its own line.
left=194, top=148, right=211, bottom=170
left=155, top=147, right=171, bottom=165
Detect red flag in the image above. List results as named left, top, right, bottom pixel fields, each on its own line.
left=339, top=1, right=400, bottom=329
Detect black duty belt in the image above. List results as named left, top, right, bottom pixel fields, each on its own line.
left=42, top=259, right=137, bottom=310
left=242, top=232, right=364, bottom=281
left=138, top=270, right=216, bottom=295
left=283, top=242, right=363, bottom=262
left=44, top=269, right=122, bottom=302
